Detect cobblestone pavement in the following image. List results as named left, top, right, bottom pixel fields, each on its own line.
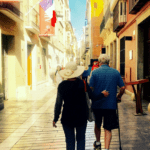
left=0, top=85, right=150, bottom=150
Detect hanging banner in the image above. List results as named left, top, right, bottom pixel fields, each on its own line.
left=91, top=0, right=104, bottom=17
left=39, top=0, right=56, bottom=36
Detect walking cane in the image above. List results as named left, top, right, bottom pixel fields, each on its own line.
left=116, top=99, right=122, bottom=150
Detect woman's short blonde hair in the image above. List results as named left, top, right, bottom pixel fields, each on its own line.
left=98, top=54, right=110, bottom=64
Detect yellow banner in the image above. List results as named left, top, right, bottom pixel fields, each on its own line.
left=91, top=0, right=104, bottom=17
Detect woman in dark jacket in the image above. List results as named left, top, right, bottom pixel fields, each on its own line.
left=53, top=62, right=109, bottom=150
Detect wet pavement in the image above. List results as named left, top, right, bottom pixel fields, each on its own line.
left=0, top=85, right=150, bottom=150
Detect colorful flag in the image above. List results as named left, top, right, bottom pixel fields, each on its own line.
left=39, top=0, right=56, bottom=36
left=51, top=10, right=56, bottom=27
left=45, top=2, right=55, bottom=19
left=40, top=0, right=54, bottom=19
left=39, top=0, right=53, bottom=11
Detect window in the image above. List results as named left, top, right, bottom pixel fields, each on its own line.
left=120, top=2, right=122, bottom=15
left=102, top=48, right=106, bottom=54
left=94, top=2, right=97, bottom=8
left=124, top=2, right=126, bottom=15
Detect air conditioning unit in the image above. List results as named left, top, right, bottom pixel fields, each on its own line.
left=119, top=0, right=127, bottom=23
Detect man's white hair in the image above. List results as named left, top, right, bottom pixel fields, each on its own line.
left=98, top=54, right=110, bottom=64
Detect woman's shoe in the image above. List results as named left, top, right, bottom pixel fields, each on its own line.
left=93, top=141, right=101, bottom=150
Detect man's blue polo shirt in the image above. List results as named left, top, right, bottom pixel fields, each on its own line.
left=89, top=65, right=125, bottom=110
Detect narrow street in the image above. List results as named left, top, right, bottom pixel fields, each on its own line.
left=0, top=85, right=150, bottom=150
left=0, top=0, right=150, bottom=149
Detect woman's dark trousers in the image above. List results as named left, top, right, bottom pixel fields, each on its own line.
left=62, top=123, right=87, bottom=150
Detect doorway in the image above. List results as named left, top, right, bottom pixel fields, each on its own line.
left=27, top=44, right=33, bottom=90
left=2, top=34, right=14, bottom=100
left=143, top=20, right=150, bottom=100
left=138, top=17, right=150, bottom=100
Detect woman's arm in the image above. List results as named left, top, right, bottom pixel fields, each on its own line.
left=53, top=92, right=63, bottom=123
left=86, top=84, right=105, bottom=101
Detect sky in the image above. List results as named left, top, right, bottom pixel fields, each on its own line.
left=69, top=0, right=86, bottom=42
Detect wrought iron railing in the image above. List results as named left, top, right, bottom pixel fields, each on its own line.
left=129, top=0, right=149, bottom=14
left=56, top=10, right=63, bottom=18
left=31, top=8, right=39, bottom=29
left=85, top=42, right=90, bottom=49
left=105, top=3, right=113, bottom=25
left=0, top=2, right=23, bottom=19
left=113, top=1, right=119, bottom=32
left=100, top=17, right=105, bottom=33
left=26, top=7, right=39, bottom=30
left=85, top=25, right=88, bottom=36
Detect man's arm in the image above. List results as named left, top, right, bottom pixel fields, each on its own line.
left=117, top=71, right=126, bottom=101
left=117, top=86, right=125, bottom=100
left=88, top=86, right=105, bottom=101
left=88, top=85, right=109, bottom=101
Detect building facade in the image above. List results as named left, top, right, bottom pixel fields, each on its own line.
left=79, top=27, right=86, bottom=65
left=116, top=0, right=150, bottom=101
left=84, top=0, right=91, bottom=66
left=91, top=0, right=104, bottom=60
left=84, top=0, right=104, bottom=66
left=100, top=0, right=117, bottom=69
left=0, top=0, right=77, bottom=101
left=102, top=0, right=150, bottom=101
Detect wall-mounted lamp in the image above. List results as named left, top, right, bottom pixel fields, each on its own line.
left=129, top=50, right=133, bottom=60
left=133, top=30, right=135, bottom=40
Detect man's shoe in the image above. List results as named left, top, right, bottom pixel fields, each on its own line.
left=93, top=141, right=101, bottom=149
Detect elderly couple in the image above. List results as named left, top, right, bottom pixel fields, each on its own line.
left=53, top=54, right=125, bottom=150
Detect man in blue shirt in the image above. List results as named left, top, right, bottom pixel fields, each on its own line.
left=89, top=54, right=125, bottom=150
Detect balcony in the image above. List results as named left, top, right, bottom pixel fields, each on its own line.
left=100, top=3, right=113, bottom=35
left=85, top=25, right=89, bottom=36
left=64, top=0, right=69, bottom=7
left=25, top=7, right=39, bottom=34
left=65, top=8, right=70, bottom=23
left=129, top=0, right=149, bottom=14
left=66, top=44, right=71, bottom=54
left=100, top=17, right=105, bottom=33
left=81, top=53, right=86, bottom=60
left=0, top=2, right=23, bottom=23
left=56, top=10, right=63, bottom=21
left=85, top=34, right=89, bottom=44
left=113, top=1, right=127, bottom=32
left=85, top=42, right=90, bottom=51
left=105, top=4, right=113, bottom=28
left=66, top=21, right=72, bottom=32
